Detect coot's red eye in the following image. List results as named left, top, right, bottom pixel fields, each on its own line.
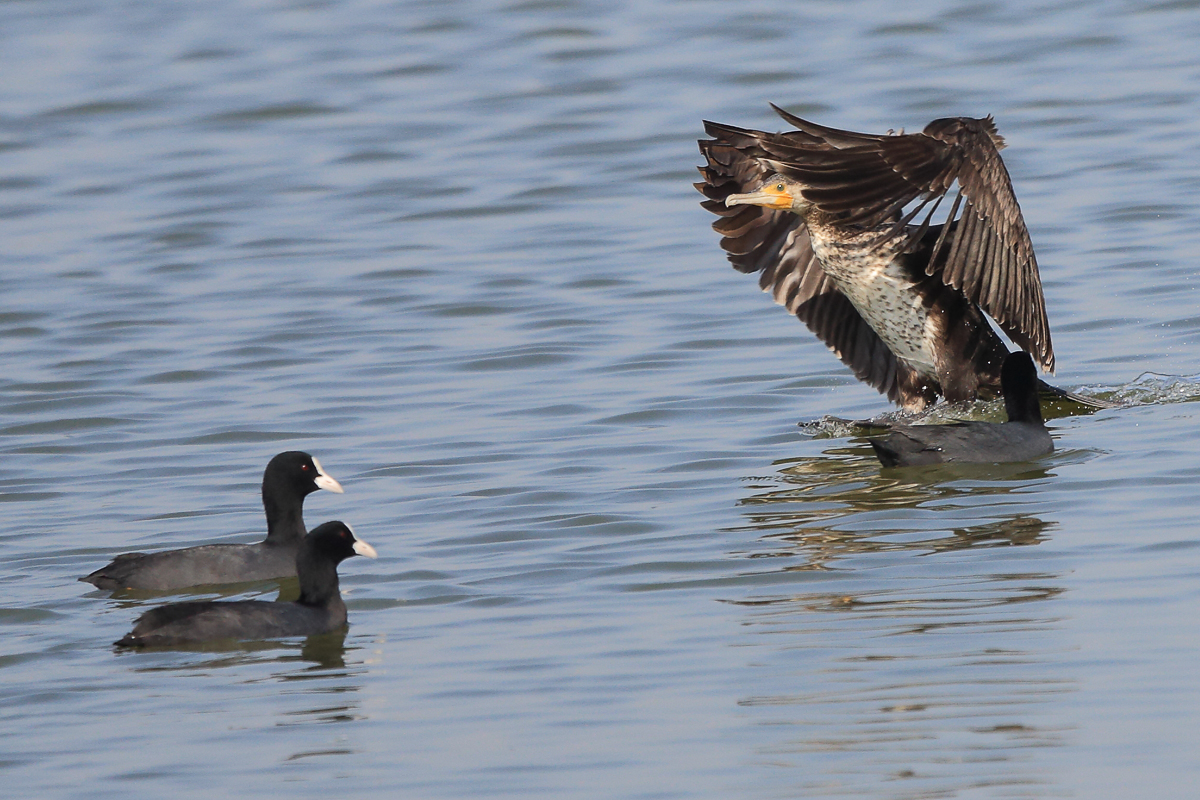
left=301, top=464, right=309, bottom=471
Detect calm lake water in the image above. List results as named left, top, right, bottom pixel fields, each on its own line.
left=3, top=0, right=1199, bottom=797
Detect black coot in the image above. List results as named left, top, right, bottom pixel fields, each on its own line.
left=82, top=451, right=344, bottom=591
left=869, top=352, right=1053, bottom=467
left=115, top=520, right=376, bottom=647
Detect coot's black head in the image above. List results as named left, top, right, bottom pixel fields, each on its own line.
left=306, top=520, right=378, bottom=565
left=1000, top=352, right=1043, bottom=424
left=264, top=451, right=344, bottom=500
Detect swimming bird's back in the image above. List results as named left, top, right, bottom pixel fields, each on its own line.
left=870, top=419, right=1052, bottom=467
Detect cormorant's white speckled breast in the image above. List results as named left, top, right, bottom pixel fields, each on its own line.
left=809, top=227, right=939, bottom=376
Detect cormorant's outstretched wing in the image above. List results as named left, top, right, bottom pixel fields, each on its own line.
left=763, top=107, right=1054, bottom=374
left=696, top=122, right=934, bottom=407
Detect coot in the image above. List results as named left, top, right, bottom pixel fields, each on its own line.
left=82, top=451, right=343, bottom=591
left=869, top=352, right=1053, bottom=467
left=115, top=520, right=376, bottom=647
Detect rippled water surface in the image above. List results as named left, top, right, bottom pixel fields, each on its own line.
left=4, top=0, right=1200, bottom=797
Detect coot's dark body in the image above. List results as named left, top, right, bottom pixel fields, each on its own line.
left=115, top=521, right=376, bottom=647
left=86, top=544, right=302, bottom=592
left=82, top=451, right=343, bottom=591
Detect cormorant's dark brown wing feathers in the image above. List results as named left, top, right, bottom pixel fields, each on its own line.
left=920, top=118, right=1052, bottom=374
left=769, top=104, right=888, bottom=148
left=697, top=121, right=931, bottom=405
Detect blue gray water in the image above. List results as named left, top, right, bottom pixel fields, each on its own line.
left=3, top=0, right=1200, bottom=797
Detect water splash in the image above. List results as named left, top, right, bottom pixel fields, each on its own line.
left=1081, top=373, right=1200, bottom=407
left=799, top=400, right=1009, bottom=439
left=800, top=373, right=1200, bottom=439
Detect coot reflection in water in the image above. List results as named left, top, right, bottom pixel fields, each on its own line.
left=731, top=444, right=1061, bottom=569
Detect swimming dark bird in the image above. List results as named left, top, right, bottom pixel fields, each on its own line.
left=115, top=521, right=376, bottom=647
left=82, top=451, right=344, bottom=591
left=869, top=351, right=1052, bottom=466
left=697, top=105, right=1091, bottom=411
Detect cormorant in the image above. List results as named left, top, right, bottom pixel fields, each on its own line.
left=697, top=105, right=1092, bottom=411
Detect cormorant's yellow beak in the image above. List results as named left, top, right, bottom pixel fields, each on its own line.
left=724, top=181, right=794, bottom=210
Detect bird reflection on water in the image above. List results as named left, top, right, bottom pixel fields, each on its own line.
left=720, top=450, right=1075, bottom=796
left=730, top=447, right=1060, bottom=568
left=119, top=627, right=352, bottom=669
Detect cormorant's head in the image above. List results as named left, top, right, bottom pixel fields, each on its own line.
left=724, top=173, right=804, bottom=212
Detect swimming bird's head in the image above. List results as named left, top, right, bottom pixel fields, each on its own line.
left=724, top=174, right=806, bottom=213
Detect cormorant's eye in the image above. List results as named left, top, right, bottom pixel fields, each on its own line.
left=776, top=183, right=785, bottom=192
